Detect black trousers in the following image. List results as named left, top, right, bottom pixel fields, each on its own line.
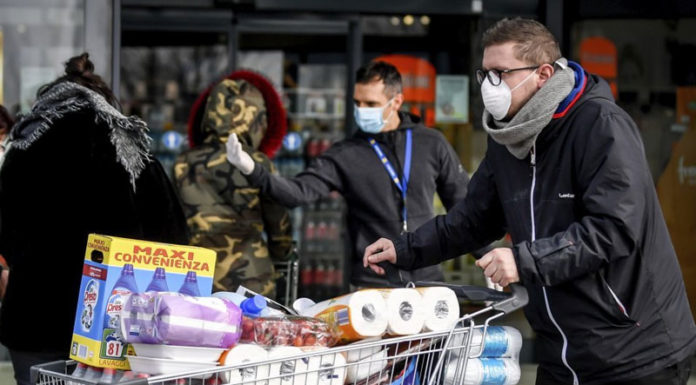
left=535, top=356, right=693, bottom=385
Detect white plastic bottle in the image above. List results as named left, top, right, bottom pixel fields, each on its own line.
left=443, top=357, right=520, bottom=385
left=213, top=291, right=277, bottom=317
left=83, top=365, right=104, bottom=382
left=71, top=363, right=87, bottom=378
left=67, top=362, right=88, bottom=385
left=100, top=368, right=117, bottom=384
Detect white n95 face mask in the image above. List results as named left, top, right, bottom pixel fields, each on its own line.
left=354, top=99, right=394, bottom=133
left=481, top=69, right=537, bottom=121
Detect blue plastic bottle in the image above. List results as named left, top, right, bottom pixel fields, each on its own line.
left=146, top=267, right=169, bottom=292
left=104, top=264, right=139, bottom=329
left=212, top=292, right=267, bottom=318
left=178, top=271, right=200, bottom=297
left=240, top=295, right=267, bottom=318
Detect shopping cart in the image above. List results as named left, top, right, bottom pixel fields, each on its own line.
left=31, top=284, right=527, bottom=385
left=273, top=243, right=300, bottom=308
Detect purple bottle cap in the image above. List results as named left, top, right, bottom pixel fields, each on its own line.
left=122, top=263, right=135, bottom=275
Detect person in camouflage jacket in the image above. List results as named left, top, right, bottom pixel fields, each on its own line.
left=175, top=75, right=291, bottom=297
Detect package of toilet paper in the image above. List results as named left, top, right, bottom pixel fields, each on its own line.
left=375, top=288, right=426, bottom=336
left=416, top=287, right=460, bottom=332
left=299, top=290, right=388, bottom=344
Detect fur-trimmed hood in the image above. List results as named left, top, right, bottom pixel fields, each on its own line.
left=199, top=78, right=267, bottom=150
left=4, top=81, right=151, bottom=188
left=187, top=70, right=286, bottom=158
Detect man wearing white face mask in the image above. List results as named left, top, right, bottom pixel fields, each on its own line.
left=364, top=18, right=696, bottom=384
left=226, top=61, right=474, bottom=288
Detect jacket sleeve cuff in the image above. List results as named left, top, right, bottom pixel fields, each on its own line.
left=471, top=244, right=494, bottom=259
left=393, top=236, right=414, bottom=270
left=246, top=162, right=264, bottom=184
left=513, top=242, right=539, bottom=285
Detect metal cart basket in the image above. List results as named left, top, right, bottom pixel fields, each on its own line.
left=32, top=284, right=528, bottom=385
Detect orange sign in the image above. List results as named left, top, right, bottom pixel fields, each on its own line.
left=579, top=37, right=618, bottom=98
left=375, top=54, right=436, bottom=126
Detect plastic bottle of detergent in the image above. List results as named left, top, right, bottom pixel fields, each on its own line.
left=178, top=271, right=200, bottom=296
left=67, top=362, right=88, bottom=385
left=104, top=264, right=139, bottom=330
left=83, top=365, right=103, bottom=382
left=212, top=292, right=267, bottom=318
left=240, top=295, right=267, bottom=318
left=145, top=267, right=169, bottom=292
left=100, top=368, right=124, bottom=384
left=71, top=362, right=88, bottom=378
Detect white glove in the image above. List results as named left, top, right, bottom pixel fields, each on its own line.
left=225, top=133, right=255, bottom=175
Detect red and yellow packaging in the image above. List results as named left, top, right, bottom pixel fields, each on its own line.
left=69, top=234, right=216, bottom=369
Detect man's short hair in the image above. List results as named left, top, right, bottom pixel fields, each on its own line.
left=482, top=17, right=561, bottom=66
left=356, top=61, right=403, bottom=97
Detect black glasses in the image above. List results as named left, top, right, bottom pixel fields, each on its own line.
left=475, top=66, right=539, bottom=86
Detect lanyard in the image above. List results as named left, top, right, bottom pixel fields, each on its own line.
left=368, top=129, right=412, bottom=233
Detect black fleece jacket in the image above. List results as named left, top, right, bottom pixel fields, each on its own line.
left=247, top=112, right=470, bottom=287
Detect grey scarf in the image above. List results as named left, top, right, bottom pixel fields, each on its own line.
left=482, top=58, right=575, bottom=159
left=2, top=81, right=152, bottom=189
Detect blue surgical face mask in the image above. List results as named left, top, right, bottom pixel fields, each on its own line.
left=354, top=98, right=394, bottom=133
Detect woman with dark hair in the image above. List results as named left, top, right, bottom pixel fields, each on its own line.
left=0, top=53, right=189, bottom=385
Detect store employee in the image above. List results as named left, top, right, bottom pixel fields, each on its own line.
left=225, top=61, right=476, bottom=289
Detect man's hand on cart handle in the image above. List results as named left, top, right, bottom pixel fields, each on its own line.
left=225, top=133, right=255, bottom=175
left=476, top=247, right=520, bottom=287
left=363, top=238, right=397, bottom=275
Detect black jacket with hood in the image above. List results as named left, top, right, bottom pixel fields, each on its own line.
left=393, top=69, right=696, bottom=383
left=247, top=112, right=470, bottom=287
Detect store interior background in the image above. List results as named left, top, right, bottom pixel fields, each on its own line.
left=1, top=1, right=696, bottom=384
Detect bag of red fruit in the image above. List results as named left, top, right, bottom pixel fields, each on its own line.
left=239, top=315, right=337, bottom=347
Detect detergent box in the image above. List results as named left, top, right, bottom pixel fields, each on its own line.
left=69, top=234, right=217, bottom=369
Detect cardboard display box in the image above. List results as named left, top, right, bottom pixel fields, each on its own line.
left=69, top=234, right=217, bottom=369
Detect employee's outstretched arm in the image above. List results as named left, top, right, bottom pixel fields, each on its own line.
left=226, top=133, right=338, bottom=207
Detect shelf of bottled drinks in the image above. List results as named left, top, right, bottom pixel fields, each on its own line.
left=273, top=99, right=348, bottom=301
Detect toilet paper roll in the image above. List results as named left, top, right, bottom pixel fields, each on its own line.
left=345, top=348, right=389, bottom=383
left=376, top=288, right=426, bottom=336
left=416, top=287, right=460, bottom=332
left=448, top=326, right=522, bottom=359
left=220, top=344, right=270, bottom=385
left=344, top=337, right=383, bottom=363
left=443, top=357, right=520, bottom=385
left=302, top=348, right=347, bottom=385
left=299, top=290, right=388, bottom=344
left=267, top=346, right=308, bottom=385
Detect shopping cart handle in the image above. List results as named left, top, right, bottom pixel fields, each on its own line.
left=377, top=261, right=406, bottom=286
left=492, top=283, right=528, bottom=313
left=414, top=281, right=528, bottom=313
